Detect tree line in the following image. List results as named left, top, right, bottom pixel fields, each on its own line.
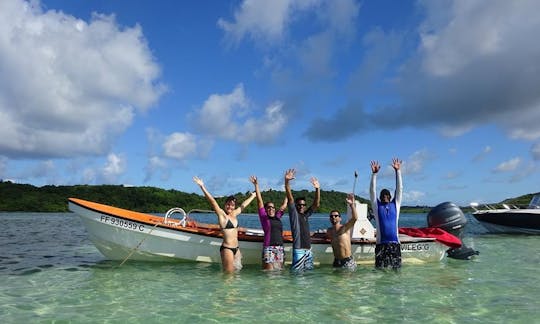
left=0, top=181, right=371, bottom=213
left=2, top=181, right=534, bottom=214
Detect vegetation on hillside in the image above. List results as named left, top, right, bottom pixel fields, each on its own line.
left=0, top=181, right=369, bottom=213
left=2, top=181, right=535, bottom=214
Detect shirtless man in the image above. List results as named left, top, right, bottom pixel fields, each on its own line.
left=326, top=193, right=358, bottom=270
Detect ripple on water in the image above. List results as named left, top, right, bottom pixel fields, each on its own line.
left=18, top=268, right=42, bottom=276
left=1, top=213, right=540, bottom=323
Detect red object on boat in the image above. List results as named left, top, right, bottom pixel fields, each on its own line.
left=399, top=227, right=462, bottom=248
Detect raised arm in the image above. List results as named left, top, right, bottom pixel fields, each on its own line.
left=250, top=175, right=264, bottom=209
left=310, top=177, right=321, bottom=210
left=193, top=176, right=222, bottom=213
left=369, top=161, right=380, bottom=203
left=284, top=169, right=295, bottom=203
left=278, top=195, right=288, bottom=212
left=339, top=193, right=358, bottom=234
left=392, top=158, right=403, bottom=207
left=235, top=191, right=257, bottom=216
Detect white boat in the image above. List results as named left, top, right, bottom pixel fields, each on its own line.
left=68, top=197, right=457, bottom=265
left=470, top=194, right=540, bottom=234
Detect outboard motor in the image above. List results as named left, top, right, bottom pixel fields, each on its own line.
left=427, top=202, right=479, bottom=260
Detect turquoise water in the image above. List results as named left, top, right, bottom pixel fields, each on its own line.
left=1, top=212, right=539, bottom=323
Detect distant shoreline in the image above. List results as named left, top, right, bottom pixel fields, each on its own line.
left=2, top=181, right=531, bottom=213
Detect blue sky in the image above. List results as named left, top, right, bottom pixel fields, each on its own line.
left=1, top=0, right=540, bottom=206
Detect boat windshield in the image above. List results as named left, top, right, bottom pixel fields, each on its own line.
left=528, top=195, right=540, bottom=208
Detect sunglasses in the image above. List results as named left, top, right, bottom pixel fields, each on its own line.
left=296, top=203, right=306, bottom=206
left=330, top=214, right=340, bottom=218
left=266, top=206, right=276, bottom=209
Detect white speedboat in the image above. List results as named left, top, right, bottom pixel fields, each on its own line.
left=470, top=194, right=540, bottom=234
left=68, top=198, right=458, bottom=265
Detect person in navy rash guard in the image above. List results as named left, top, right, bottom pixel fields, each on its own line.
left=284, top=168, right=320, bottom=273
left=369, top=158, right=403, bottom=270
left=250, top=175, right=287, bottom=270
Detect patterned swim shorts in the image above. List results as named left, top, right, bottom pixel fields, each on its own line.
left=263, top=245, right=284, bottom=267
left=333, top=255, right=357, bottom=270
left=375, top=243, right=401, bottom=270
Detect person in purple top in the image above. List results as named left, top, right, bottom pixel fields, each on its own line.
left=250, top=175, right=287, bottom=270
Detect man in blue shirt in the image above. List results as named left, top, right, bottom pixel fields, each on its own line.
left=369, top=158, right=403, bottom=270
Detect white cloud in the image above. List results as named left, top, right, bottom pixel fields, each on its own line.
left=509, top=161, right=536, bottom=183
left=192, top=84, right=249, bottom=140
left=241, top=101, right=287, bottom=144
left=493, top=157, right=521, bottom=173
left=402, top=190, right=426, bottom=205
left=473, top=145, right=492, bottom=162
left=297, top=32, right=335, bottom=79
left=218, top=0, right=292, bottom=45
left=314, top=0, right=540, bottom=144
left=532, top=143, right=540, bottom=161
left=218, top=0, right=323, bottom=46
left=444, top=171, right=461, bottom=180
left=321, top=0, right=359, bottom=36
left=101, top=153, right=126, bottom=183
left=82, top=168, right=96, bottom=184
left=27, top=160, right=56, bottom=179
left=419, top=1, right=509, bottom=76
left=191, top=84, right=287, bottom=146
left=144, top=156, right=170, bottom=183
left=163, top=133, right=198, bottom=160
left=0, top=0, right=165, bottom=159
left=505, top=108, right=540, bottom=140
left=397, top=0, right=540, bottom=140
left=0, top=156, right=6, bottom=179
left=403, top=149, right=433, bottom=175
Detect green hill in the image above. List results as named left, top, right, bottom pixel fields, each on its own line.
left=2, top=181, right=535, bottom=214
left=0, top=181, right=370, bottom=213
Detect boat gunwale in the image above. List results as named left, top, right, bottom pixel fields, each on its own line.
left=68, top=197, right=439, bottom=245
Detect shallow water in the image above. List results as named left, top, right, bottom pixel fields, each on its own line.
left=1, top=212, right=538, bottom=323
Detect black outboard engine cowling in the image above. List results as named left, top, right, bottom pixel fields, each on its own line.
left=427, top=202, right=467, bottom=236
left=427, top=202, right=479, bottom=260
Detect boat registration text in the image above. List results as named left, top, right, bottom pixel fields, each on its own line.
left=100, top=215, right=145, bottom=231
left=401, top=243, right=431, bottom=251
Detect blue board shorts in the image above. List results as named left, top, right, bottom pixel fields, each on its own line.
left=291, top=249, right=314, bottom=273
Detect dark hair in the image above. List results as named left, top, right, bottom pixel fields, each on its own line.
left=329, top=209, right=340, bottom=216
left=225, top=196, right=237, bottom=203
left=264, top=202, right=274, bottom=208
left=380, top=189, right=391, bottom=198
left=295, top=197, right=306, bottom=204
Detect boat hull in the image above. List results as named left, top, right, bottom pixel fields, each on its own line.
left=69, top=198, right=447, bottom=265
left=472, top=210, right=540, bottom=234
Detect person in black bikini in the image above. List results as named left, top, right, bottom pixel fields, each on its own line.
left=193, top=176, right=256, bottom=272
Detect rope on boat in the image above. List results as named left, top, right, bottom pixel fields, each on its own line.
left=116, top=208, right=214, bottom=267
left=117, top=222, right=161, bottom=268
